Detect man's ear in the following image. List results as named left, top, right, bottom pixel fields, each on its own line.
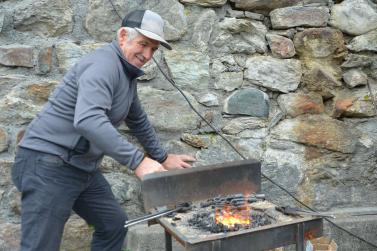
left=117, top=27, right=128, bottom=47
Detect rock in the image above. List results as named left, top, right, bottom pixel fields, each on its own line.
left=180, top=133, right=211, bottom=149
left=56, top=42, right=105, bottom=74
left=13, top=0, right=73, bottom=37
left=278, top=92, right=324, bottom=117
left=0, top=45, right=34, bottom=68
left=330, top=0, right=377, bottom=36
left=0, top=128, right=8, bottom=153
left=268, top=28, right=297, bottom=39
left=301, top=66, right=342, bottom=99
left=85, top=0, right=187, bottom=42
left=125, top=224, right=184, bottom=251
left=37, top=47, right=53, bottom=75
left=223, top=88, right=270, bottom=117
left=191, top=9, right=217, bottom=52
left=222, top=117, right=268, bottom=135
left=138, top=86, right=199, bottom=132
left=195, top=135, right=241, bottom=166
left=198, top=93, right=219, bottom=107
left=179, top=0, right=227, bottom=7
left=271, top=114, right=358, bottom=153
left=244, top=56, right=302, bottom=93
left=0, top=222, right=20, bottom=251
left=270, top=6, right=330, bottom=29
left=226, top=9, right=245, bottom=18
left=347, top=29, right=377, bottom=52
left=0, top=12, right=4, bottom=32
left=165, top=49, right=209, bottom=92
left=214, top=71, right=243, bottom=92
left=266, top=34, right=296, bottom=58
left=294, top=27, right=347, bottom=60
left=342, top=69, right=368, bottom=88
left=24, top=80, right=58, bottom=105
left=195, top=110, right=223, bottom=134
left=245, top=11, right=265, bottom=21
left=331, top=89, right=376, bottom=118
left=229, top=0, right=301, bottom=14
left=61, top=217, right=92, bottom=251
left=341, top=54, right=374, bottom=68
left=211, top=18, right=267, bottom=54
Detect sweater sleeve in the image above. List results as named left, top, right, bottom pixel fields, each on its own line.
left=125, top=89, right=168, bottom=163
left=73, top=61, right=144, bottom=170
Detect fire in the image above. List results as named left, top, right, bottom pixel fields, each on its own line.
left=215, top=196, right=251, bottom=228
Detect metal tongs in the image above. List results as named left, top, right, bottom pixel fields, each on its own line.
left=124, top=202, right=192, bottom=228
left=276, top=206, right=336, bottom=219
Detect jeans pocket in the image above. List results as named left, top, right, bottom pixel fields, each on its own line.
left=11, top=156, right=26, bottom=191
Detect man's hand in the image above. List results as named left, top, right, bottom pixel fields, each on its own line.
left=135, top=157, right=166, bottom=179
left=162, top=154, right=196, bottom=170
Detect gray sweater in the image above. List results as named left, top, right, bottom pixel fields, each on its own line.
left=19, top=41, right=167, bottom=172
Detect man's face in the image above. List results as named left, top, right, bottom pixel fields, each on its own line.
left=120, top=32, right=160, bottom=68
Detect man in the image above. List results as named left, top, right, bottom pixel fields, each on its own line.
left=11, top=9, right=195, bottom=251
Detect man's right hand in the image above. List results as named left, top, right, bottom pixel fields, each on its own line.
left=134, top=156, right=167, bottom=179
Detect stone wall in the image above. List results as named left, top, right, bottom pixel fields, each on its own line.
left=0, top=0, right=377, bottom=250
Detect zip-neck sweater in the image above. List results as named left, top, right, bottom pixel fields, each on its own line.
left=19, top=41, right=167, bottom=172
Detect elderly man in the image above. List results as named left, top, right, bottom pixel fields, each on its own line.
left=11, top=9, right=195, bottom=251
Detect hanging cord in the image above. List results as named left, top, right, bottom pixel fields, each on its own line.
left=106, top=0, right=377, bottom=248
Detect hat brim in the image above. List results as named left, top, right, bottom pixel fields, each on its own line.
left=135, top=28, right=172, bottom=50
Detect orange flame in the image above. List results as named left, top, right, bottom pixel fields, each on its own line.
left=215, top=195, right=251, bottom=228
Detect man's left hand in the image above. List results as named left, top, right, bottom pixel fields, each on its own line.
left=162, top=154, right=196, bottom=170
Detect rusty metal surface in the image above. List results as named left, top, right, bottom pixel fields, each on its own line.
left=141, top=159, right=261, bottom=211
left=160, top=217, right=323, bottom=251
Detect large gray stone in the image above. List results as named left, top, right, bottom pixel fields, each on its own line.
left=347, top=29, right=377, bottom=52
left=164, top=49, right=210, bottom=92
left=0, top=45, right=34, bottom=68
left=13, top=0, right=73, bottom=37
left=244, top=56, right=302, bottom=93
left=330, top=0, right=377, bottom=36
left=0, top=127, right=8, bottom=153
left=270, top=6, right=329, bottom=29
left=270, top=114, right=358, bottom=153
left=266, top=34, right=296, bottom=59
left=180, top=0, right=226, bottom=7
left=229, top=0, right=301, bottom=13
left=138, top=86, right=199, bottom=132
left=85, top=0, right=187, bottom=42
left=342, top=69, right=368, bottom=88
left=277, top=92, right=324, bottom=117
left=191, top=9, right=217, bottom=52
left=223, top=88, right=269, bottom=117
left=56, top=42, right=105, bottom=74
left=214, top=71, right=243, bottom=92
left=211, top=18, right=267, bottom=54
left=222, top=117, right=268, bottom=135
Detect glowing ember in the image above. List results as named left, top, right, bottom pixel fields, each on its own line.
left=215, top=200, right=251, bottom=228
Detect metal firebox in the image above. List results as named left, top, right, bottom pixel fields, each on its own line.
left=141, top=159, right=323, bottom=251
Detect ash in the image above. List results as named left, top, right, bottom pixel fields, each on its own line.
left=187, top=210, right=272, bottom=233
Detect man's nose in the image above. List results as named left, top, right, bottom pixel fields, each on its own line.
left=143, top=48, right=154, bottom=60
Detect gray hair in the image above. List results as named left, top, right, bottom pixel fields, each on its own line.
left=117, top=27, right=139, bottom=42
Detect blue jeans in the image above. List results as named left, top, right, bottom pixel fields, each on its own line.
left=11, top=147, right=127, bottom=251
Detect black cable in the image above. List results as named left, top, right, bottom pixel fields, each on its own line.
left=106, top=1, right=377, bottom=248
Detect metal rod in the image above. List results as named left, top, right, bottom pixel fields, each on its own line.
left=165, top=229, right=172, bottom=251
left=296, top=223, right=305, bottom=251
left=124, top=207, right=180, bottom=228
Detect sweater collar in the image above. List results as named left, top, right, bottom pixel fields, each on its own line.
left=110, top=40, right=145, bottom=80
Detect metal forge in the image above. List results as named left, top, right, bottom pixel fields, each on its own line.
left=141, top=160, right=323, bottom=251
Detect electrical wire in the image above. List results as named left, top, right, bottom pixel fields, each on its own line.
left=107, top=0, right=377, bottom=248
